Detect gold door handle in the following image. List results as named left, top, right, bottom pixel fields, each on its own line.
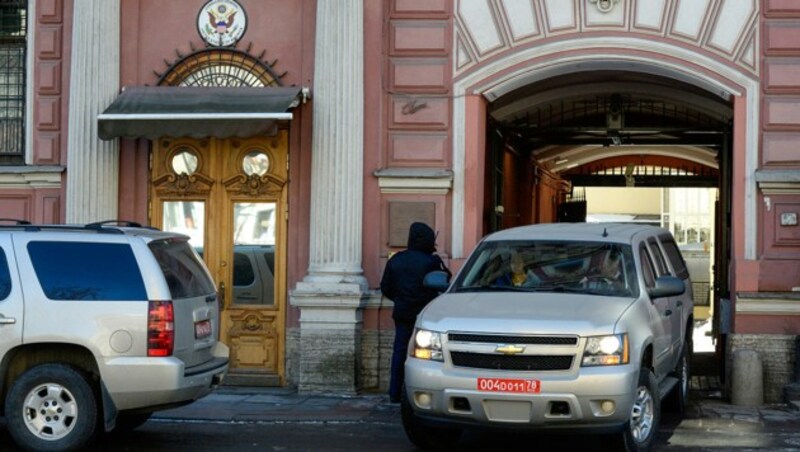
left=219, top=281, right=226, bottom=309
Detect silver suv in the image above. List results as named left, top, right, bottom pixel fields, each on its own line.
left=403, top=223, right=693, bottom=451
left=0, top=221, right=228, bottom=451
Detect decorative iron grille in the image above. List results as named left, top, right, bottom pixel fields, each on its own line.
left=0, top=0, right=27, bottom=164
left=157, top=48, right=285, bottom=88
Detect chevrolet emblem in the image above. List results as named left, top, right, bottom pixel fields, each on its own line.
left=495, top=344, right=525, bottom=355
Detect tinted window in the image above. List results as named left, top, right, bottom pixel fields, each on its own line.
left=0, top=247, right=11, bottom=300
left=262, top=251, right=275, bottom=274
left=646, top=237, right=668, bottom=276
left=639, top=245, right=656, bottom=289
left=659, top=236, right=690, bottom=279
left=28, top=241, right=147, bottom=301
left=233, top=252, right=255, bottom=286
left=149, top=239, right=215, bottom=298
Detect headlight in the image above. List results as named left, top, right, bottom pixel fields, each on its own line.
left=411, top=329, right=443, bottom=361
left=582, top=333, right=629, bottom=366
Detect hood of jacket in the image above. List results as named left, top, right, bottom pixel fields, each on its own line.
left=407, top=222, right=435, bottom=254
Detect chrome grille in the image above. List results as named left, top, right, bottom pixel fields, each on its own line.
left=450, top=352, right=573, bottom=371
left=448, top=333, right=577, bottom=346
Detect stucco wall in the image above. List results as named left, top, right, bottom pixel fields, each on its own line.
left=757, top=2, right=800, bottom=297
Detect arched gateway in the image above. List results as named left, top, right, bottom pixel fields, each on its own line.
left=413, top=0, right=797, bottom=402
left=450, top=0, right=758, bottom=259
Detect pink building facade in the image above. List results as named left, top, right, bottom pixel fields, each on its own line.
left=2, top=0, right=799, bottom=400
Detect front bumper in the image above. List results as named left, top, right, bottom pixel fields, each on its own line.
left=404, top=357, right=637, bottom=431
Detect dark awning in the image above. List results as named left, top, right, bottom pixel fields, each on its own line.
left=98, top=86, right=302, bottom=140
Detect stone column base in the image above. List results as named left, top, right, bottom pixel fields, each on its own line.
left=290, top=282, right=370, bottom=394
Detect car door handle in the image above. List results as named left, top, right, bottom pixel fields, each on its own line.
left=0, top=315, right=16, bottom=325
left=665, top=309, right=673, bottom=316
left=676, top=301, right=683, bottom=307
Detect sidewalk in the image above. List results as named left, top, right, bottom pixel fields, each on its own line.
left=152, top=383, right=800, bottom=426
left=153, top=386, right=400, bottom=424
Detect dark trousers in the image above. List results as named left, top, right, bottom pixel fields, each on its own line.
left=389, top=321, right=414, bottom=401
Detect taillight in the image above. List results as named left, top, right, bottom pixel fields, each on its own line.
left=148, top=300, right=174, bottom=357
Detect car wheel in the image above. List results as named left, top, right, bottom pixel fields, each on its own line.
left=111, top=411, right=153, bottom=433
left=665, top=342, right=691, bottom=414
left=4, top=363, right=98, bottom=452
left=618, top=367, right=660, bottom=452
left=400, top=387, right=461, bottom=450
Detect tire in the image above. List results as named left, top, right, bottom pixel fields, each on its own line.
left=664, top=342, right=691, bottom=414
left=618, top=367, right=660, bottom=452
left=4, top=363, right=98, bottom=451
left=111, top=411, right=153, bottom=433
left=400, top=387, right=461, bottom=450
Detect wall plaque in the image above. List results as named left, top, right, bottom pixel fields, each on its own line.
left=389, top=202, right=435, bottom=247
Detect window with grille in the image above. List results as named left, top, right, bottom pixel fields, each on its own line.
left=0, top=0, right=27, bottom=164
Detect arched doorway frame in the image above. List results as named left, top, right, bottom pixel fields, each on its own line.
left=451, top=37, right=759, bottom=268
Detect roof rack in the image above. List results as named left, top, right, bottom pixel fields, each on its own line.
left=86, top=220, right=143, bottom=229
left=0, top=220, right=157, bottom=234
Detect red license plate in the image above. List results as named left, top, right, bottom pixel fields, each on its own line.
left=477, top=377, right=541, bottom=393
left=194, top=320, right=212, bottom=339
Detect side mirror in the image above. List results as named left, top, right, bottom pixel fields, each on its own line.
left=423, top=270, right=450, bottom=292
left=647, top=275, right=685, bottom=299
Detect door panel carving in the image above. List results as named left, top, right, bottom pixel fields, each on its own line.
left=151, top=133, right=288, bottom=386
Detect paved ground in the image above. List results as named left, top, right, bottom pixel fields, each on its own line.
left=153, top=384, right=800, bottom=426
left=154, top=322, right=798, bottom=429
left=150, top=341, right=800, bottom=451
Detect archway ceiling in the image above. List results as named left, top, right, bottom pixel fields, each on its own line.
left=537, top=144, right=718, bottom=173
left=490, top=72, right=732, bottom=175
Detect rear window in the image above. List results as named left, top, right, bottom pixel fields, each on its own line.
left=262, top=250, right=275, bottom=274
left=233, top=252, right=255, bottom=286
left=149, top=239, right=215, bottom=298
left=28, top=241, right=147, bottom=301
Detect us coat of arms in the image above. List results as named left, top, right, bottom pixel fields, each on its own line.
left=197, top=0, right=247, bottom=47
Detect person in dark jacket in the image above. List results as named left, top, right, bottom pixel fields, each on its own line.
left=381, top=222, right=450, bottom=403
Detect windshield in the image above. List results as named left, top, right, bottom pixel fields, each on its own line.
left=453, top=240, right=639, bottom=297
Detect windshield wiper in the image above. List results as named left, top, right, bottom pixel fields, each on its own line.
left=532, top=285, right=587, bottom=293
left=454, top=285, right=531, bottom=293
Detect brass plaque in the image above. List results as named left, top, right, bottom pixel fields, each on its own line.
left=389, top=202, right=435, bottom=247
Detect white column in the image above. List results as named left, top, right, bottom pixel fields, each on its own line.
left=300, top=0, right=366, bottom=290
left=290, top=0, right=368, bottom=393
left=65, top=0, right=120, bottom=223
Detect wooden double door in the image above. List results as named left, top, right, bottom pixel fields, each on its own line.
left=151, top=134, right=288, bottom=386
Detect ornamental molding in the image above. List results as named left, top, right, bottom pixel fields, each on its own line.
left=454, top=0, right=759, bottom=76
left=374, top=168, right=454, bottom=195
left=588, top=0, right=620, bottom=13
left=228, top=311, right=278, bottom=336
left=0, top=166, right=64, bottom=189
left=152, top=172, right=214, bottom=197
left=736, top=297, right=800, bottom=315
left=223, top=173, right=285, bottom=197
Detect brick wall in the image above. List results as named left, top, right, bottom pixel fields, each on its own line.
left=727, top=334, right=797, bottom=403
